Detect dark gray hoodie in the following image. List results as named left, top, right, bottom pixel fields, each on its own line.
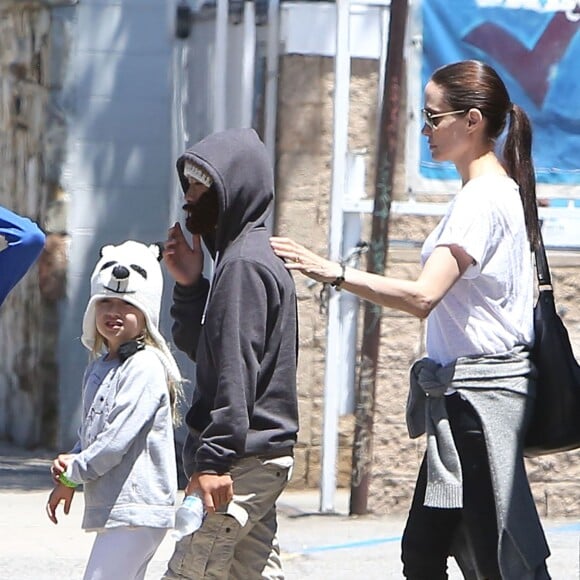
left=171, top=128, right=299, bottom=476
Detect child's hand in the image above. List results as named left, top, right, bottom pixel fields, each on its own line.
left=46, top=484, right=75, bottom=524
left=50, top=453, right=74, bottom=485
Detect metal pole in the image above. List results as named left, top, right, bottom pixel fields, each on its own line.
left=241, top=1, right=256, bottom=128
left=263, top=0, right=281, bottom=234
left=170, top=36, right=190, bottom=223
left=320, top=0, right=351, bottom=514
left=263, top=0, right=281, bottom=166
left=214, top=0, right=228, bottom=132
left=349, top=0, right=408, bottom=516
left=339, top=153, right=366, bottom=415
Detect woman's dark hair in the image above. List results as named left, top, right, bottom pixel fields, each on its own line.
left=431, top=60, right=540, bottom=250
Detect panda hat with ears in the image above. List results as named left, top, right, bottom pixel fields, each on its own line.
left=81, top=240, right=181, bottom=384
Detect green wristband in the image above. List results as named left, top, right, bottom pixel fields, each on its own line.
left=58, top=473, right=78, bottom=489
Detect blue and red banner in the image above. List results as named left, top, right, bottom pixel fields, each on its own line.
left=421, top=0, right=580, bottom=186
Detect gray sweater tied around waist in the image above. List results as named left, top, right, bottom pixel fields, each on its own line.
left=406, top=347, right=550, bottom=579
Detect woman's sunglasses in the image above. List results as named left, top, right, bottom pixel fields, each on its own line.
left=422, top=108, right=467, bottom=129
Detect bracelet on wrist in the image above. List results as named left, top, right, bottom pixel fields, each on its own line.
left=330, top=262, right=346, bottom=291
left=58, top=473, right=78, bottom=489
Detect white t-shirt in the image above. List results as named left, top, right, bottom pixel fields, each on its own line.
left=421, top=174, right=534, bottom=366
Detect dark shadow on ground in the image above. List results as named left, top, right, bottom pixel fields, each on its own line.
left=0, top=441, right=187, bottom=492
left=0, top=442, right=54, bottom=491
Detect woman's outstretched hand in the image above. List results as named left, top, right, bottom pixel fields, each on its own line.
left=270, top=237, right=342, bottom=283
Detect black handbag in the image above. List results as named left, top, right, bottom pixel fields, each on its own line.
left=524, top=231, right=580, bottom=457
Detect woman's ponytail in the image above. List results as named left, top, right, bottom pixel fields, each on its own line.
left=503, top=103, right=541, bottom=250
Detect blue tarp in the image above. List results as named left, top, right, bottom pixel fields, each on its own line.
left=421, top=1, right=580, bottom=185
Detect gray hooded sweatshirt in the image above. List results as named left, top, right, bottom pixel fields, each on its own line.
left=171, top=128, right=299, bottom=477
left=66, top=350, right=178, bottom=530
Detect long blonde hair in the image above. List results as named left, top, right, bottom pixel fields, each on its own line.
left=91, top=330, right=184, bottom=425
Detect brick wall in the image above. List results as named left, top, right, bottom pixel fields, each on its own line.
left=275, top=54, right=580, bottom=517
left=275, top=55, right=380, bottom=488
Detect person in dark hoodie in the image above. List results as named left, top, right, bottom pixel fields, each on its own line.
left=162, top=128, right=299, bottom=580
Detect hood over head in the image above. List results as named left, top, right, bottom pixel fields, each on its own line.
left=176, top=128, right=273, bottom=255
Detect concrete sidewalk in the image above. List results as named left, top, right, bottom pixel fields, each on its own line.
left=0, top=443, right=578, bottom=579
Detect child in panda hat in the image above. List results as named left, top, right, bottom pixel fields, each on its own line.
left=47, top=240, right=183, bottom=580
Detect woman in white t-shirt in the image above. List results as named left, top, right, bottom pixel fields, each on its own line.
left=270, top=60, right=550, bottom=578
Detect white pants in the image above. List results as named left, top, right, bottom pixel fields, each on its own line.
left=83, top=526, right=167, bottom=580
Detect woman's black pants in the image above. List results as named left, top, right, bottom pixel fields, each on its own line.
left=401, top=393, right=502, bottom=580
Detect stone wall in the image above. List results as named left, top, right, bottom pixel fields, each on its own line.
left=275, top=55, right=381, bottom=488
left=275, top=54, right=580, bottom=517
left=0, top=1, right=69, bottom=447
left=367, top=245, right=580, bottom=518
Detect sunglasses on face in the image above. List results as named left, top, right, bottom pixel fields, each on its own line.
left=421, top=108, right=467, bottom=129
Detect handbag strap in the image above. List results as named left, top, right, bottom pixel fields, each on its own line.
left=534, top=225, right=552, bottom=288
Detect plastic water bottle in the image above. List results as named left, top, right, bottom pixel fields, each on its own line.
left=171, top=494, right=205, bottom=541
